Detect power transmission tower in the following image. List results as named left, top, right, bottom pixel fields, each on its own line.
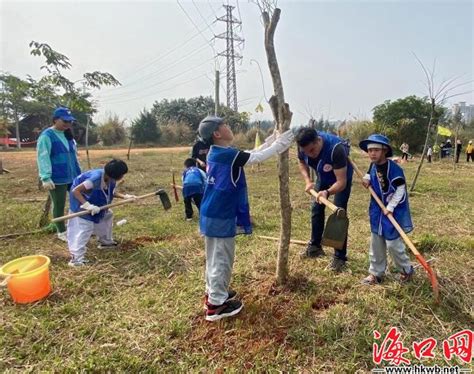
left=216, top=5, right=243, bottom=111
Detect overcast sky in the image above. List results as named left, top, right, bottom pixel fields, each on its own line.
left=1, top=0, right=473, bottom=126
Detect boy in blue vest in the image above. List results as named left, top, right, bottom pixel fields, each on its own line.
left=198, top=115, right=294, bottom=321
left=296, top=127, right=353, bottom=272
left=37, top=107, right=82, bottom=241
left=67, top=159, right=136, bottom=267
left=182, top=158, right=207, bottom=221
left=359, top=134, right=414, bottom=285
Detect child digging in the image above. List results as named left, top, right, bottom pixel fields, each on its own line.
left=359, top=135, right=414, bottom=285
left=198, top=115, right=294, bottom=321
left=67, top=159, right=136, bottom=267
left=182, top=158, right=207, bottom=221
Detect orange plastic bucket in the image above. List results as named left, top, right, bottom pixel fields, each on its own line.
left=0, top=255, right=51, bottom=303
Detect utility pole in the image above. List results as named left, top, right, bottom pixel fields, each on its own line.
left=215, top=70, right=220, bottom=116
left=216, top=5, right=243, bottom=112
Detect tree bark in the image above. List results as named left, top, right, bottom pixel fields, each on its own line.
left=410, top=98, right=435, bottom=191
left=262, top=8, right=293, bottom=284
left=15, top=111, right=21, bottom=150
left=85, top=114, right=91, bottom=169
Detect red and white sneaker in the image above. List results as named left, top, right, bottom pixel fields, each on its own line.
left=205, top=299, right=243, bottom=322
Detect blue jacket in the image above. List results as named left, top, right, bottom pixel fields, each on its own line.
left=69, top=169, right=115, bottom=223
left=40, top=128, right=81, bottom=184
left=369, top=160, right=413, bottom=240
left=182, top=166, right=206, bottom=198
left=299, top=132, right=353, bottom=186
left=199, top=146, right=251, bottom=237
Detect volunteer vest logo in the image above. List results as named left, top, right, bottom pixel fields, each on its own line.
left=207, top=176, right=216, bottom=185
left=323, top=164, right=333, bottom=172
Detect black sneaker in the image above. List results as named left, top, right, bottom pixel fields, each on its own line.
left=329, top=257, right=346, bottom=272
left=205, top=299, right=243, bottom=322
left=204, top=289, right=237, bottom=309
left=300, top=244, right=325, bottom=258
left=97, top=240, right=118, bottom=249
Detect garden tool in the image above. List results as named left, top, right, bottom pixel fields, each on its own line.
left=172, top=171, right=179, bottom=202
left=307, top=189, right=349, bottom=250
left=348, top=157, right=440, bottom=304
left=52, top=189, right=171, bottom=223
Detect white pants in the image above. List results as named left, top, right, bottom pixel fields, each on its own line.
left=67, top=210, right=114, bottom=262
left=369, top=232, right=412, bottom=278
left=205, top=236, right=235, bottom=306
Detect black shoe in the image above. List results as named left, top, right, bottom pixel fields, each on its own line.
left=329, top=257, right=346, bottom=272
left=204, top=289, right=237, bottom=309
left=300, top=244, right=325, bottom=258
left=205, top=299, right=243, bottom=322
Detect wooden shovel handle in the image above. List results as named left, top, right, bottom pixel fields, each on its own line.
left=307, top=189, right=339, bottom=212
left=51, top=191, right=158, bottom=223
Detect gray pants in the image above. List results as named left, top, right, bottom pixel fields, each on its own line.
left=369, top=233, right=412, bottom=278
left=205, top=236, right=235, bottom=306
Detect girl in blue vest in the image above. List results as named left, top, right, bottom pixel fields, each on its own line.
left=198, top=115, right=294, bottom=321
left=295, top=127, right=353, bottom=272
left=359, top=134, right=414, bottom=285
left=67, top=159, right=135, bottom=267
left=182, top=158, right=207, bottom=221
left=37, top=107, right=82, bottom=241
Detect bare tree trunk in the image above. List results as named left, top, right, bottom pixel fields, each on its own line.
left=262, top=8, right=293, bottom=285
left=15, top=111, right=21, bottom=150
left=85, top=114, right=91, bottom=169
left=410, top=98, right=435, bottom=192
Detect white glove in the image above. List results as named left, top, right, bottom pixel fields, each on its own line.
left=274, top=130, right=294, bottom=154
left=123, top=194, right=137, bottom=200
left=42, top=180, right=55, bottom=191
left=80, top=202, right=101, bottom=216
left=263, top=128, right=280, bottom=144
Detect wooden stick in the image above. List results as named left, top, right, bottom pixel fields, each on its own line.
left=257, top=235, right=307, bottom=246
left=307, top=189, right=339, bottom=212
left=0, top=229, right=45, bottom=240
left=52, top=191, right=159, bottom=223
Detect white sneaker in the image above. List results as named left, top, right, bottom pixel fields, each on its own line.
left=57, top=231, right=67, bottom=242
left=68, top=260, right=86, bottom=267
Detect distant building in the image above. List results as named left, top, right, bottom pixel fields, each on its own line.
left=451, top=102, right=474, bottom=123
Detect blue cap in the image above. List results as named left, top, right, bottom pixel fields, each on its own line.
left=359, top=134, right=393, bottom=157
left=53, top=107, right=76, bottom=122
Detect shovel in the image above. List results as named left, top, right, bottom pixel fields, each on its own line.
left=307, top=189, right=349, bottom=250
left=52, top=189, right=171, bottom=223
left=348, top=157, right=440, bottom=304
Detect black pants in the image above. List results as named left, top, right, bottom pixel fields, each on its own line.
left=311, top=180, right=352, bottom=261
left=468, top=153, right=473, bottom=162
left=402, top=153, right=408, bottom=161
left=456, top=153, right=461, bottom=163
left=427, top=155, right=432, bottom=163
left=184, top=193, right=203, bottom=219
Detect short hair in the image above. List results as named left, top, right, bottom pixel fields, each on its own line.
left=104, top=159, right=128, bottom=180
left=295, top=127, right=318, bottom=147
left=184, top=158, right=197, bottom=168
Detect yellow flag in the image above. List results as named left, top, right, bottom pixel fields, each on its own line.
left=255, top=103, right=264, bottom=113
left=254, top=132, right=261, bottom=149
left=437, top=126, right=452, bottom=136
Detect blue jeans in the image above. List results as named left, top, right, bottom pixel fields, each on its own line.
left=310, top=180, right=352, bottom=261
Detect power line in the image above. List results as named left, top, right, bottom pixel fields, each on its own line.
left=98, top=73, right=208, bottom=105
left=177, top=0, right=218, bottom=66
left=98, top=42, right=211, bottom=98
left=99, top=56, right=215, bottom=103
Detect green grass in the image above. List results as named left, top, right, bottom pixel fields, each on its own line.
left=0, top=148, right=472, bottom=372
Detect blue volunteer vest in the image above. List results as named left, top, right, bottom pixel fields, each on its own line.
left=69, top=169, right=116, bottom=223
left=40, top=128, right=81, bottom=184
left=301, top=132, right=353, bottom=186
left=369, top=160, right=413, bottom=240
left=199, top=146, right=252, bottom=237
left=182, top=167, right=206, bottom=198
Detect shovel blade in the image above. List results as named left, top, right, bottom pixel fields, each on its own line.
left=157, top=190, right=172, bottom=210
left=322, top=210, right=349, bottom=250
